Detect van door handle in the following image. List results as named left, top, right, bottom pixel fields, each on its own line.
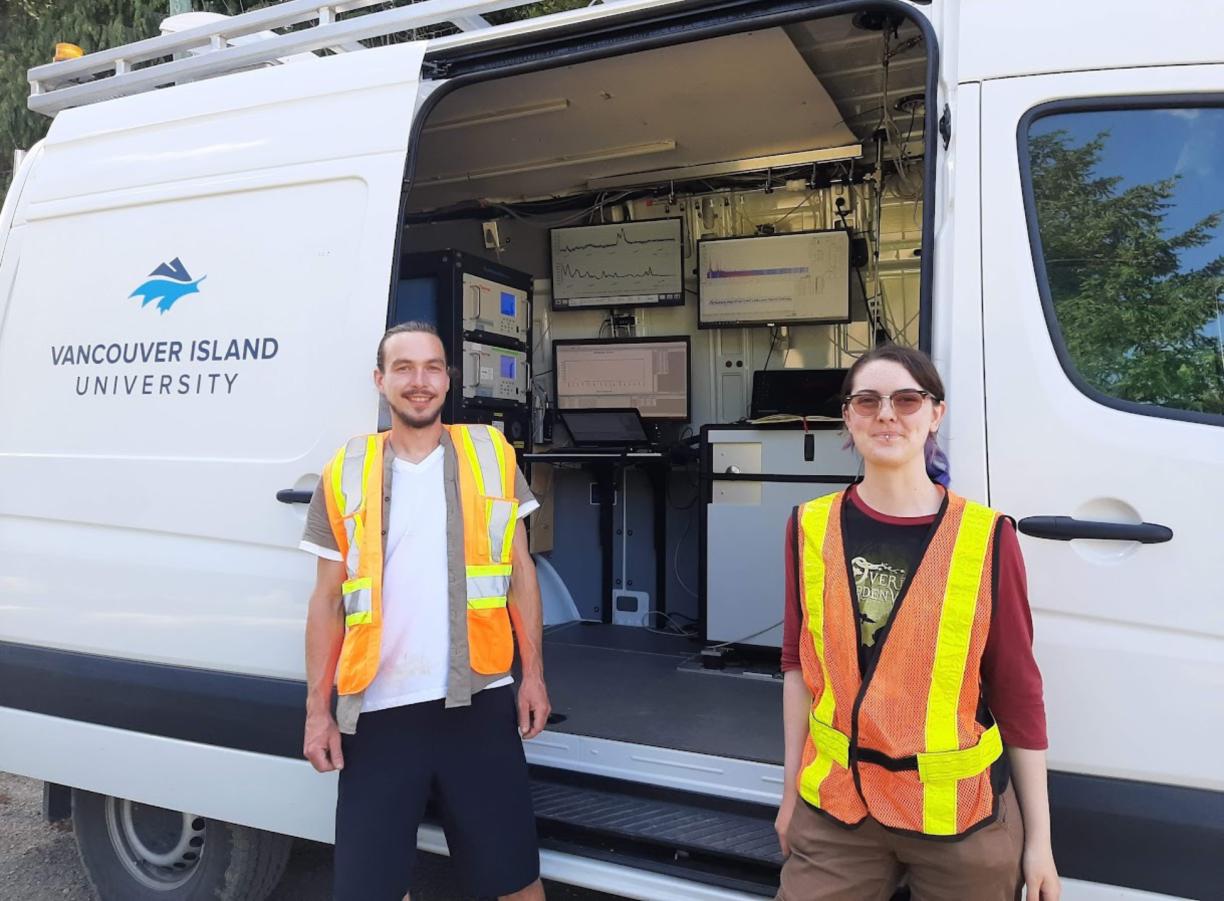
left=1017, top=516, right=1173, bottom=544
left=276, top=489, right=313, bottom=504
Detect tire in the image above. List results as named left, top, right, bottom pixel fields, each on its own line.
left=71, top=789, right=292, bottom=901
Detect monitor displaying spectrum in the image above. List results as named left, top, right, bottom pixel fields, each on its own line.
left=698, top=229, right=850, bottom=328
left=550, top=219, right=685, bottom=311
left=553, top=336, right=690, bottom=422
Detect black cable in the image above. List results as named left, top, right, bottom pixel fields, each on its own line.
left=854, top=263, right=891, bottom=345
left=762, top=327, right=779, bottom=371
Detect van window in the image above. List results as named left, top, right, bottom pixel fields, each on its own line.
left=1023, top=104, right=1224, bottom=421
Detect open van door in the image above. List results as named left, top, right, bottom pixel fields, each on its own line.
left=0, top=42, right=427, bottom=834
left=980, top=66, right=1223, bottom=898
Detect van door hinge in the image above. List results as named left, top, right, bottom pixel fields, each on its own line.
left=939, top=104, right=952, bottom=150
left=423, top=59, right=450, bottom=79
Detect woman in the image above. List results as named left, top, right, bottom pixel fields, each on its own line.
left=775, top=345, right=1059, bottom=901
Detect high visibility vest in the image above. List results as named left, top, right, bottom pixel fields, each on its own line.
left=795, top=489, right=1005, bottom=838
left=321, top=424, right=519, bottom=696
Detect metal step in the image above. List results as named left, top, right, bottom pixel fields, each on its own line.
left=530, top=773, right=784, bottom=869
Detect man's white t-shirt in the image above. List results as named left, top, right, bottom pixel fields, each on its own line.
left=361, top=446, right=536, bottom=713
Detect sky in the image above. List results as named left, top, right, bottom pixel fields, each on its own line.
left=1030, top=106, right=1224, bottom=345
left=1030, top=107, right=1224, bottom=271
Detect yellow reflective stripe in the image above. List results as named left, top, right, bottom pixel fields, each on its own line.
left=467, top=564, right=512, bottom=577
left=345, top=611, right=372, bottom=627
left=923, top=500, right=994, bottom=835
left=797, top=494, right=840, bottom=805
left=809, top=713, right=850, bottom=769
left=800, top=496, right=838, bottom=727
left=468, top=596, right=508, bottom=610
left=329, top=446, right=346, bottom=517
left=457, top=426, right=486, bottom=497
left=919, top=723, right=1003, bottom=783
left=342, top=577, right=371, bottom=594
left=799, top=753, right=836, bottom=805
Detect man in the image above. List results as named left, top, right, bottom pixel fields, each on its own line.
left=300, top=321, right=550, bottom=901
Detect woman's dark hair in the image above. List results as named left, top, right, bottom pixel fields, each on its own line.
left=840, top=344, right=951, bottom=486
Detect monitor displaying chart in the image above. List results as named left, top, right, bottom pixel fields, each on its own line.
left=551, top=219, right=684, bottom=311
left=698, top=230, right=850, bottom=328
left=553, top=337, right=690, bottom=422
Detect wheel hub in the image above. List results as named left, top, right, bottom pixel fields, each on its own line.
left=104, top=796, right=206, bottom=890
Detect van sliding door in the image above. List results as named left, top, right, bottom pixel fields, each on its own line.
left=980, top=65, right=1223, bottom=898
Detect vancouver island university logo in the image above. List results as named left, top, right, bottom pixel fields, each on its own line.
left=128, top=257, right=205, bottom=313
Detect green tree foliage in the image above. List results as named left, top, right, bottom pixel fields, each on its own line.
left=1029, top=128, right=1224, bottom=415
left=1, top=1, right=182, bottom=191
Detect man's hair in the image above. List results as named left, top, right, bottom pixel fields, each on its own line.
left=377, top=321, right=445, bottom=371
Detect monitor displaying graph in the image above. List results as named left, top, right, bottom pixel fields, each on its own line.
left=698, top=229, right=850, bottom=328
left=551, top=219, right=684, bottom=311
left=553, top=337, right=690, bottom=422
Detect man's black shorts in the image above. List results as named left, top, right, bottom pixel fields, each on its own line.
left=333, top=686, right=540, bottom=900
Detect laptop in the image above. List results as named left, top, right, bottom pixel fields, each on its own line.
left=557, top=408, right=652, bottom=452
left=751, top=368, right=848, bottom=420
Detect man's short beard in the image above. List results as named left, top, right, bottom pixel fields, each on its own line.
left=390, top=403, right=442, bottom=429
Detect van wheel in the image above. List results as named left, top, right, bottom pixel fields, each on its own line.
left=71, top=789, right=292, bottom=900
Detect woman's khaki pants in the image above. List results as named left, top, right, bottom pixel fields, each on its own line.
left=777, top=784, right=1024, bottom=901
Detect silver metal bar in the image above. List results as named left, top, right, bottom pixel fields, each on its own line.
left=425, top=0, right=686, bottom=54
left=28, top=0, right=388, bottom=86
left=451, top=14, right=491, bottom=31
left=28, top=0, right=541, bottom=117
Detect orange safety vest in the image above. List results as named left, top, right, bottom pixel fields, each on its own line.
left=322, top=424, right=520, bottom=696
left=795, top=489, right=1005, bottom=838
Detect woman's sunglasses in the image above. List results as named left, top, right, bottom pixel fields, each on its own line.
left=843, top=389, right=936, bottom=417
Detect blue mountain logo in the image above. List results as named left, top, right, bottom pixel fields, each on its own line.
left=129, top=257, right=205, bottom=314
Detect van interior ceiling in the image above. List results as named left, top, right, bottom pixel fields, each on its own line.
left=400, top=12, right=928, bottom=766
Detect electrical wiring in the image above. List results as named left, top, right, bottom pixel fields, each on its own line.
left=491, top=190, right=636, bottom=228
left=642, top=610, right=699, bottom=637
left=673, top=505, right=699, bottom=598
left=707, top=620, right=785, bottom=651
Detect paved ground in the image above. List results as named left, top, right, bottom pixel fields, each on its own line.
left=0, top=772, right=616, bottom=900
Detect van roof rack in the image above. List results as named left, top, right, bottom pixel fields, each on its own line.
left=27, top=0, right=636, bottom=118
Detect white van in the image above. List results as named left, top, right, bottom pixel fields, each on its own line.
left=1, top=1, right=1220, bottom=899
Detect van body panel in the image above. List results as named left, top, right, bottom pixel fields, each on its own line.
left=0, top=704, right=335, bottom=842
left=26, top=43, right=425, bottom=203
left=932, top=80, right=988, bottom=500
left=958, top=0, right=1224, bottom=82
left=980, top=64, right=1224, bottom=792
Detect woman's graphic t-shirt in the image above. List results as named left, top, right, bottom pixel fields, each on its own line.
left=843, top=499, right=931, bottom=650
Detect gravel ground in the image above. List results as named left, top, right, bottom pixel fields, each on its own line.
left=0, top=771, right=616, bottom=901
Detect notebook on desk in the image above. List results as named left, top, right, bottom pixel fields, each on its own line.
left=557, top=408, right=653, bottom=452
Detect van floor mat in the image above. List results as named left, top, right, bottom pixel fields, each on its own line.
left=530, top=779, right=784, bottom=867
left=539, top=625, right=783, bottom=763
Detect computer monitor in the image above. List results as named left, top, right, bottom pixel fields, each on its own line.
left=698, top=229, right=850, bottom=328
left=553, top=337, right=691, bottom=422
left=550, top=219, right=685, bottom=311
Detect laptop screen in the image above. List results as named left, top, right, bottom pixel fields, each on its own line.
left=560, top=409, right=649, bottom=447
